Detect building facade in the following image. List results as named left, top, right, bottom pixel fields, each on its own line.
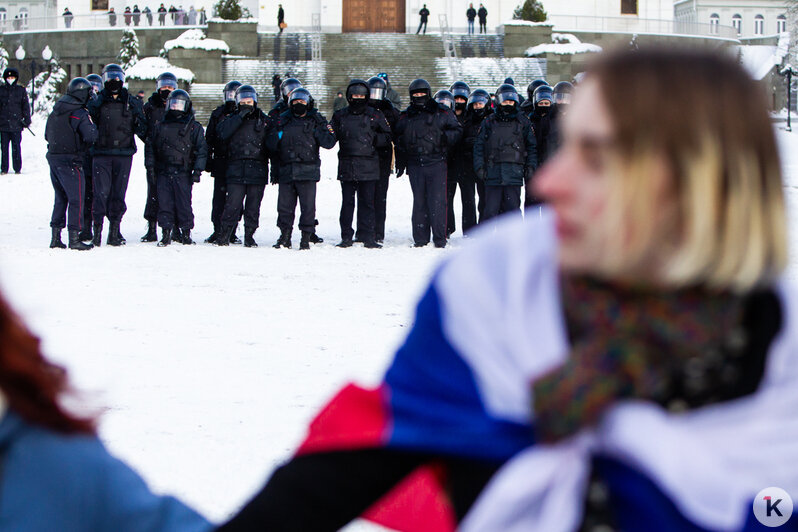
left=674, top=0, right=788, bottom=37
left=0, top=0, right=57, bottom=28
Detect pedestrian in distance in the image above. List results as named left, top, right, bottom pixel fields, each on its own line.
left=478, top=3, right=488, bottom=33
left=473, top=83, right=537, bottom=221
left=199, top=7, right=207, bottom=24
left=331, top=79, right=392, bottom=249
left=87, top=64, right=147, bottom=247
left=215, top=48, right=795, bottom=532
left=416, top=4, right=429, bottom=34
left=271, top=74, right=282, bottom=103
left=0, top=68, right=31, bottom=175
left=158, top=4, right=167, bottom=25
left=62, top=7, right=74, bottom=28
left=46, top=78, right=97, bottom=251
left=132, top=4, right=141, bottom=25
left=466, top=3, right=476, bottom=35
left=123, top=6, right=132, bottom=26
left=215, top=85, right=273, bottom=248
left=268, top=87, right=336, bottom=250
left=108, top=7, right=117, bottom=26
left=144, top=6, right=153, bottom=25
left=145, top=90, right=207, bottom=246
left=141, top=72, right=178, bottom=242
left=278, top=4, right=285, bottom=34
left=332, top=91, right=346, bottom=114
left=378, top=72, right=402, bottom=109
left=394, top=78, right=462, bottom=248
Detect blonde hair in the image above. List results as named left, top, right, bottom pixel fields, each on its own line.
left=589, top=49, right=787, bottom=291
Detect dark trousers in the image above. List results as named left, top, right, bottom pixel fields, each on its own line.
left=524, top=177, right=543, bottom=208
left=222, top=183, right=265, bottom=230
left=446, top=172, right=478, bottom=236
left=211, top=174, right=228, bottom=229
left=374, top=157, right=391, bottom=241
left=48, top=154, right=86, bottom=231
left=408, top=161, right=447, bottom=247
left=479, top=20, right=487, bottom=33
left=483, top=185, right=522, bottom=221
left=82, top=155, right=93, bottom=227
left=156, top=173, right=194, bottom=230
left=277, top=181, right=317, bottom=232
left=92, top=155, right=132, bottom=223
left=476, top=179, right=485, bottom=223
left=416, top=20, right=427, bottom=34
left=144, top=170, right=158, bottom=222
left=1, top=131, right=22, bottom=173
left=340, top=180, right=376, bottom=242
left=467, top=20, right=474, bottom=34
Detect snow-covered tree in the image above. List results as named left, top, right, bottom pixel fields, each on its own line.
left=29, top=56, right=68, bottom=117
left=513, top=0, right=547, bottom=22
left=118, top=28, right=139, bottom=70
left=213, top=0, right=251, bottom=20
left=0, top=38, right=9, bottom=74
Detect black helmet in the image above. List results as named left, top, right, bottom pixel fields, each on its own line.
left=346, top=79, right=369, bottom=103
left=166, top=89, right=192, bottom=114
left=433, top=89, right=454, bottom=110
left=66, top=77, right=92, bottom=105
left=235, top=84, right=258, bottom=105
left=532, top=85, right=554, bottom=108
left=367, top=76, right=387, bottom=101
left=495, top=83, right=519, bottom=106
left=526, top=79, right=548, bottom=101
left=553, top=81, right=574, bottom=106
left=503, top=77, right=515, bottom=86
left=408, top=78, right=431, bottom=97
left=223, top=80, right=242, bottom=102
left=449, top=81, right=470, bottom=100
left=156, top=71, right=178, bottom=91
left=86, top=73, right=103, bottom=93
left=288, top=87, right=312, bottom=105
left=101, top=63, right=125, bottom=84
left=467, top=88, right=490, bottom=110
left=280, top=77, right=302, bottom=102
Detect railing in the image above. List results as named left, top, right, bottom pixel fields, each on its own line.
left=545, top=14, right=739, bottom=40
left=0, top=12, right=207, bottom=33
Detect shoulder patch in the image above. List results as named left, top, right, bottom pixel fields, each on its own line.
left=327, top=124, right=335, bottom=135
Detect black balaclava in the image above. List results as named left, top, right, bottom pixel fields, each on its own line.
left=291, top=102, right=308, bottom=116
left=159, top=88, right=172, bottom=101
left=106, top=80, right=123, bottom=94
left=411, top=92, right=430, bottom=108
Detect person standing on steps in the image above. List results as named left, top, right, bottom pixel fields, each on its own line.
left=215, top=85, right=273, bottom=248
left=45, top=78, right=97, bottom=251
left=466, top=3, right=476, bottom=34
left=141, top=72, right=177, bottom=243
left=416, top=4, right=429, bottom=34
left=277, top=4, right=285, bottom=34
left=268, top=87, right=336, bottom=250
left=478, top=3, right=488, bottom=33
left=0, top=68, right=30, bottom=176
left=87, top=64, right=147, bottom=247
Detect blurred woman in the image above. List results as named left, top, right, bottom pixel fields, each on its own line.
left=0, top=292, right=212, bottom=532
left=219, top=48, right=797, bottom=531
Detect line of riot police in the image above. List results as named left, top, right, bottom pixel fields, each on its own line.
left=45, top=64, right=573, bottom=251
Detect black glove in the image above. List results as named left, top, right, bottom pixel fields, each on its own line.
left=239, top=106, right=254, bottom=118
left=476, top=168, right=486, bottom=181
left=192, top=170, right=201, bottom=183
left=313, top=112, right=326, bottom=125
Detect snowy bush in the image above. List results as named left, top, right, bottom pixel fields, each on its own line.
left=126, top=56, right=195, bottom=83
left=118, top=28, right=140, bottom=70
left=163, top=29, right=230, bottom=54
left=212, top=0, right=251, bottom=21
left=513, top=0, right=547, bottom=23
left=29, top=56, right=68, bottom=117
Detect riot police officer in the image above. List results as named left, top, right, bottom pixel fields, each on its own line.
left=270, top=77, right=302, bottom=119
left=367, top=76, right=399, bottom=243
left=473, top=83, right=537, bottom=220
left=520, top=78, right=548, bottom=116
left=76, top=73, right=104, bottom=242
left=204, top=80, right=242, bottom=244
left=45, top=77, right=97, bottom=250
left=141, top=71, right=178, bottom=242
left=215, top=85, right=273, bottom=248
left=525, top=85, right=557, bottom=209
left=394, top=78, right=462, bottom=248
left=87, top=63, right=147, bottom=247
left=465, top=89, right=492, bottom=222
left=268, top=87, right=336, bottom=250
left=331, top=79, right=392, bottom=248
left=145, top=90, right=207, bottom=246
left=446, top=80, right=477, bottom=236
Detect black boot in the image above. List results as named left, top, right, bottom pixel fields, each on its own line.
left=230, top=224, right=242, bottom=244
left=204, top=226, right=219, bottom=244
left=181, top=229, right=194, bottom=245
left=309, top=232, right=324, bottom=244
left=336, top=238, right=353, bottom=248
left=78, top=225, right=93, bottom=242
left=49, top=227, right=67, bottom=249
left=140, top=220, right=158, bottom=242
left=273, top=227, right=292, bottom=248
left=107, top=221, right=125, bottom=246
left=157, top=228, right=172, bottom=247
left=68, top=229, right=93, bottom=250
left=244, top=227, right=257, bottom=247
left=92, top=222, right=103, bottom=247
left=364, top=240, right=382, bottom=249
left=216, top=225, right=233, bottom=246
left=172, top=227, right=183, bottom=244
left=300, top=231, right=311, bottom=250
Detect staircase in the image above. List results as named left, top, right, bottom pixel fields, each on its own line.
left=189, top=32, right=546, bottom=121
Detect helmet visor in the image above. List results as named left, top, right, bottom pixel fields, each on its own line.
left=281, top=81, right=301, bottom=98
left=496, top=90, right=519, bottom=105
left=224, top=89, right=237, bottom=102
left=435, top=95, right=454, bottom=109
left=554, top=92, right=572, bottom=105
left=90, top=81, right=103, bottom=92
left=369, top=87, right=385, bottom=101
left=103, top=70, right=125, bottom=84
left=236, top=89, right=258, bottom=104
left=168, top=98, right=188, bottom=112
left=156, top=78, right=178, bottom=91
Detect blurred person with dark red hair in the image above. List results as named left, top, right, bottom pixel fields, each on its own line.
left=0, top=292, right=212, bottom=532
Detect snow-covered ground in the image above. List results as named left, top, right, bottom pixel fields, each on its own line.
left=1, top=118, right=797, bottom=528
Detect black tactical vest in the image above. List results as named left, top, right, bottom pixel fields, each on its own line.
left=46, top=106, right=81, bottom=155
left=337, top=110, right=376, bottom=158
left=156, top=120, right=194, bottom=170
left=486, top=116, right=526, bottom=165
left=228, top=114, right=267, bottom=161
left=279, top=116, right=318, bottom=164
left=402, top=111, right=443, bottom=158
left=96, top=98, right=135, bottom=151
